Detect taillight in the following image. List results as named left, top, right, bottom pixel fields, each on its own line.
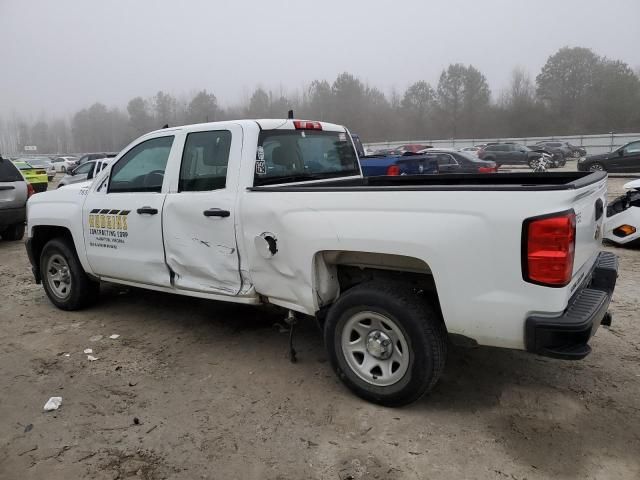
left=386, top=165, right=400, bottom=176
left=27, top=183, right=35, bottom=198
left=293, top=120, right=322, bottom=130
left=613, top=224, right=636, bottom=237
left=522, top=211, right=576, bottom=287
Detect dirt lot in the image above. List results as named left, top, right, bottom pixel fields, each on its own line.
left=1, top=170, right=639, bottom=480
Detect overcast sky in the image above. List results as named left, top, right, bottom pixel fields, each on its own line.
left=2, top=0, right=639, bottom=118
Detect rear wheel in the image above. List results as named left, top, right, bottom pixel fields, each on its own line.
left=1, top=223, right=25, bottom=241
left=572, top=150, right=581, bottom=159
left=40, top=238, right=99, bottom=310
left=324, top=281, right=447, bottom=407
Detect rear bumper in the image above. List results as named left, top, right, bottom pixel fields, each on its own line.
left=525, top=251, right=618, bottom=360
left=0, top=207, right=26, bottom=228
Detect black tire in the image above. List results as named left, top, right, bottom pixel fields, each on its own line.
left=40, top=237, right=99, bottom=310
left=1, top=223, right=25, bottom=241
left=572, top=150, right=581, bottom=159
left=528, top=158, right=538, bottom=169
left=324, top=281, right=447, bottom=407
left=589, top=162, right=605, bottom=172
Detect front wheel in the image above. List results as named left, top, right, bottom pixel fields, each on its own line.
left=589, top=162, right=605, bottom=172
left=324, top=282, right=447, bottom=407
left=40, top=238, right=99, bottom=310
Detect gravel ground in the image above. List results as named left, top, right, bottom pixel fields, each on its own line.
left=0, top=169, right=639, bottom=480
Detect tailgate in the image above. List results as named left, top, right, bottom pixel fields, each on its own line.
left=0, top=181, right=27, bottom=209
left=572, top=175, right=608, bottom=279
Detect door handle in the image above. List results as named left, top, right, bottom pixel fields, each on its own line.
left=137, top=206, right=158, bottom=215
left=203, top=208, right=230, bottom=218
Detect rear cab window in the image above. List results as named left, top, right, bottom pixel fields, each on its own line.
left=0, top=159, right=23, bottom=182
left=253, top=127, right=360, bottom=186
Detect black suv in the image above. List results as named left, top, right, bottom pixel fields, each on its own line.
left=477, top=143, right=542, bottom=168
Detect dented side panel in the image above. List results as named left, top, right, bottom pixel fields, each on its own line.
left=162, top=124, right=244, bottom=295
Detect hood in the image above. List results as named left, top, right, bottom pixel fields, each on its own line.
left=585, top=152, right=610, bottom=161
left=29, top=180, right=91, bottom=205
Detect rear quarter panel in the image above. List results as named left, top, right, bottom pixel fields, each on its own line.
left=239, top=180, right=607, bottom=350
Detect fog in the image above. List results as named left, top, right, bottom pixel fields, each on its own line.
left=2, top=0, right=639, bottom=117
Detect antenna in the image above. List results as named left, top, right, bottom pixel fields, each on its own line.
left=287, top=110, right=294, bottom=119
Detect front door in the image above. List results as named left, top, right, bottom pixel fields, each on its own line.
left=619, top=141, right=640, bottom=173
left=83, top=135, right=177, bottom=287
left=162, top=125, right=242, bottom=295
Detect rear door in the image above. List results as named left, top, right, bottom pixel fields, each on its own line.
left=434, top=153, right=460, bottom=173
left=162, top=125, right=242, bottom=295
left=83, top=135, right=177, bottom=286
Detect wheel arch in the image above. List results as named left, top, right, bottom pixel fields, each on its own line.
left=29, top=225, right=79, bottom=282
left=312, top=250, right=443, bottom=319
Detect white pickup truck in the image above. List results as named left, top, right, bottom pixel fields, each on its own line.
left=25, top=119, right=618, bottom=406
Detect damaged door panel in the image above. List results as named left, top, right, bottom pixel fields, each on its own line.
left=162, top=126, right=243, bottom=295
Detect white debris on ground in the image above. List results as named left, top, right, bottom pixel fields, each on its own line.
left=43, top=397, right=62, bottom=411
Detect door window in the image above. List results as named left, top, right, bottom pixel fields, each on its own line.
left=74, top=162, right=94, bottom=175
left=179, top=130, right=231, bottom=192
left=624, top=141, right=640, bottom=155
left=435, top=154, right=457, bottom=166
left=109, top=136, right=174, bottom=193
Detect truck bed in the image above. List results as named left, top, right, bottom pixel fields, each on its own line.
left=250, top=171, right=605, bottom=192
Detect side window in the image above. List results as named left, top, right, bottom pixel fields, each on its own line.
left=109, top=136, right=174, bottom=193
left=625, top=141, right=640, bottom=154
left=436, top=154, right=456, bottom=166
left=75, top=162, right=94, bottom=175
left=179, top=130, right=231, bottom=192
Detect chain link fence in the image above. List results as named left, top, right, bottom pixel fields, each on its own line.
left=365, top=132, right=640, bottom=155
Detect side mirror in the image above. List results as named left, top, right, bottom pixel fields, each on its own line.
left=69, top=168, right=76, bottom=176
left=87, top=168, right=95, bottom=180
left=618, top=149, right=625, bottom=157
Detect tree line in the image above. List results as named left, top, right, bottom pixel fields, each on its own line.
left=1, top=46, right=639, bottom=155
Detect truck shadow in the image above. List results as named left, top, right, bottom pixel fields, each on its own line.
left=96, top=286, right=639, bottom=477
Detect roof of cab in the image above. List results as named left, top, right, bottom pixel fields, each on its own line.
left=254, top=119, right=346, bottom=132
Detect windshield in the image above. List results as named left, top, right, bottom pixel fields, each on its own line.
left=254, top=129, right=360, bottom=186
left=24, top=159, right=47, bottom=166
